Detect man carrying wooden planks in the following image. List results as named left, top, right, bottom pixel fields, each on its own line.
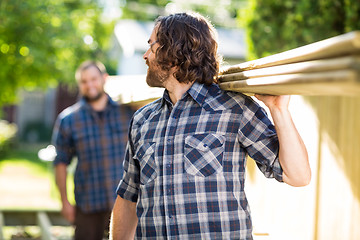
left=110, top=12, right=311, bottom=240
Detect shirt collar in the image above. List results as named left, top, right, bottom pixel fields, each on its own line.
left=156, top=82, right=210, bottom=111
left=186, top=82, right=209, bottom=107
left=155, top=90, right=172, bottom=111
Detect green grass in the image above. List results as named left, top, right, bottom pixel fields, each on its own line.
left=0, top=143, right=75, bottom=209
left=0, top=147, right=49, bottom=175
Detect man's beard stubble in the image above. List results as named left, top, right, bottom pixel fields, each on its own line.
left=84, top=91, right=104, bottom=103
left=146, top=59, right=170, bottom=88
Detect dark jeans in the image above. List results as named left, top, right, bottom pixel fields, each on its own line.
left=74, top=207, right=111, bottom=240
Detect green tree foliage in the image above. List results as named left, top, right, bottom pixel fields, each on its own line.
left=121, top=0, right=245, bottom=28
left=0, top=120, right=17, bottom=156
left=121, top=0, right=170, bottom=21
left=0, top=0, right=114, bottom=107
left=241, top=0, right=360, bottom=60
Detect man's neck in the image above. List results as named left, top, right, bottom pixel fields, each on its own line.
left=164, top=78, right=193, bottom=105
left=88, top=93, right=108, bottom=112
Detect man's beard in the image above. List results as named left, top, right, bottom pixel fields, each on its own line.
left=146, top=60, right=170, bottom=87
left=84, top=91, right=104, bottom=103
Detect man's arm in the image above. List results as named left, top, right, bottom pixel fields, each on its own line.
left=110, top=195, right=138, bottom=240
left=55, top=163, right=75, bottom=223
left=255, top=94, right=311, bottom=187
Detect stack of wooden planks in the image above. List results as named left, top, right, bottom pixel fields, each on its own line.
left=218, top=31, right=360, bottom=96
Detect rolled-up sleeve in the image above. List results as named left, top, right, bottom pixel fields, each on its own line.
left=116, top=128, right=140, bottom=203
left=52, top=115, right=74, bottom=166
left=238, top=97, right=283, bottom=182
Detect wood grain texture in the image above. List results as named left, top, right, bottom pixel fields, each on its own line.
left=220, top=31, right=360, bottom=74
left=219, top=69, right=360, bottom=96
left=217, top=32, right=360, bottom=96
left=218, top=56, right=360, bottom=82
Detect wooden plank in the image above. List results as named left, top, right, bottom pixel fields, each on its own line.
left=220, top=31, right=360, bottom=74
left=219, top=69, right=360, bottom=96
left=218, top=56, right=360, bottom=82
left=37, top=211, right=56, bottom=240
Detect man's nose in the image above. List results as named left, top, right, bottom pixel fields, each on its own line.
left=143, top=48, right=150, bottom=60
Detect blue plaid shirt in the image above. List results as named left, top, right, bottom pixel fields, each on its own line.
left=53, top=95, right=133, bottom=213
left=117, top=82, right=283, bottom=239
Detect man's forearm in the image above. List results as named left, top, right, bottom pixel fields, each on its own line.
left=270, top=107, right=311, bottom=187
left=254, top=94, right=311, bottom=187
left=55, top=163, right=76, bottom=223
left=110, top=195, right=138, bottom=240
left=55, top=163, right=69, bottom=203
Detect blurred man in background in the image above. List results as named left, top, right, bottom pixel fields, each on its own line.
left=52, top=60, right=133, bottom=240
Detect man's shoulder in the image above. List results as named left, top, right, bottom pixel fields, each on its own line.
left=204, top=84, right=253, bottom=111
left=132, top=98, right=162, bottom=125
left=57, top=101, right=83, bottom=121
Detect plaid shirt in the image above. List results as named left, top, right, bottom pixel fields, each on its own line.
left=117, top=82, right=283, bottom=239
left=53, top=95, right=133, bottom=213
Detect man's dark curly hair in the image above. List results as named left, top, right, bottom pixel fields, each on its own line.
left=154, top=12, right=222, bottom=85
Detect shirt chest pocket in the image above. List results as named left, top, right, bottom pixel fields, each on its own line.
left=184, top=133, right=225, bottom=177
left=135, top=142, right=158, bottom=185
